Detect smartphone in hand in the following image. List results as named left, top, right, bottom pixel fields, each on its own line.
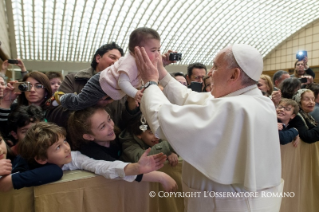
left=8, top=59, right=19, bottom=64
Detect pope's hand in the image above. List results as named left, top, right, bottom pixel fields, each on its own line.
left=135, top=46, right=159, bottom=83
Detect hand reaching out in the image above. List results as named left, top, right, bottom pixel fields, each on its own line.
left=16, top=59, right=27, bottom=72
left=137, top=148, right=167, bottom=174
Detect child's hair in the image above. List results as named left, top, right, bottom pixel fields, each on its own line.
left=279, top=98, right=299, bottom=115
left=68, top=106, right=120, bottom=149
left=7, top=105, right=44, bottom=133
left=127, top=114, right=151, bottom=136
left=18, top=122, right=66, bottom=166
left=128, top=27, right=161, bottom=53
left=46, top=71, right=63, bottom=81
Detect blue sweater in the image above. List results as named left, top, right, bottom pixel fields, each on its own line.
left=279, top=124, right=299, bottom=145
left=10, top=156, right=63, bottom=189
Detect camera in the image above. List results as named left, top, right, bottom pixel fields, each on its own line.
left=298, top=78, right=307, bottom=83
left=169, top=53, right=182, bottom=61
left=8, top=59, right=19, bottom=64
left=296, top=51, right=307, bottom=60
left=13, top=82, right=32, bottom=92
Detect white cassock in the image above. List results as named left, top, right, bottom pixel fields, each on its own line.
left=141, top=74, right=284, bottom=212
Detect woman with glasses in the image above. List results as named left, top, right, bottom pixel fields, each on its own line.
left=0, top=72, right=52, bottom=140
left=17, top=72, right=52, bottom=108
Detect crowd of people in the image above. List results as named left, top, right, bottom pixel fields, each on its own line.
left=0, top=27, right=318, bottom=211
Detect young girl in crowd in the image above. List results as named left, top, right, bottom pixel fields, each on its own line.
left=119, top=114, right=179, bottom=166
left=67, top=106, right=177, bottom=191
left=56, top=27, right=161, bottom=110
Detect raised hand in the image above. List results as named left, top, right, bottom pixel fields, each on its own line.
left=137, top=148, right=167, bottom=174
left=135, top=46, right=159, bottom=82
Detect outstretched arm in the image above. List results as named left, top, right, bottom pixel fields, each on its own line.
left=67, top=151, right=166, bottom=182
left=124, top=148, right=166, bottom=175
left=59, top=73, right=107, bottom=110
left=0, top=164, right=63, bottom=192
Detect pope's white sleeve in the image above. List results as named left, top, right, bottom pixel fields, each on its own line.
left=160, top=74, right=211, bottom=106
left=141, top=74, right=212, bottom=139
left=62, top=151, right=136, bottom=182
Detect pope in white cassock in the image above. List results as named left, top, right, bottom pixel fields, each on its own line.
left=135, top=44, right=283, bottom=212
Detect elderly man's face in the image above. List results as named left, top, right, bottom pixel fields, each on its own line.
left=210, top=51, right=231, bottom=98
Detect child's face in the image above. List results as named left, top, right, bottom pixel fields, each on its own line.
left=46, top=136, right=71, bottom=167
left=142, top=39, right=161, bottom=63
left=12, top=121, right=38, bottom=143
left=0, top=137, right=7, bottom=160
left=276, top=103, right=296, bottom=124
left=138, top=130, right=159, bottom=147
left=50, top=77, right=62, bottom=94
left=88, top=109, right=116, bottom=143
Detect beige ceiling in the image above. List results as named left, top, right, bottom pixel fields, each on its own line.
left=4, top=0, right=319, bottom=72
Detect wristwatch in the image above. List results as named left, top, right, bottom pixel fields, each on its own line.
left=144, top=81, right=157, bottom=89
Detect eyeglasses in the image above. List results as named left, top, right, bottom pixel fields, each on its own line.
left=27, top=82, right=45, bottom=90
left=276, top=105, right=292, bottom=112
left=193, top=76, right=205, bottom=80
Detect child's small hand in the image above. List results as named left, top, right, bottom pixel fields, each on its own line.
left=293, top=135, right=300, bottom=148
left=0, top=159, right=12, bottom=176
left=134, top=90, right=143, bottom=107
left=167, top=153, right=179, bottom=167
left=277, top=123, right=283, bottom=130
left=159, top=172, right=178, bottom=192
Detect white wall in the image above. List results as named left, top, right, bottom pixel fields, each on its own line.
left=0, top=0, right=11, bottom=57
left=263, top=19, right=319, bottom=71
